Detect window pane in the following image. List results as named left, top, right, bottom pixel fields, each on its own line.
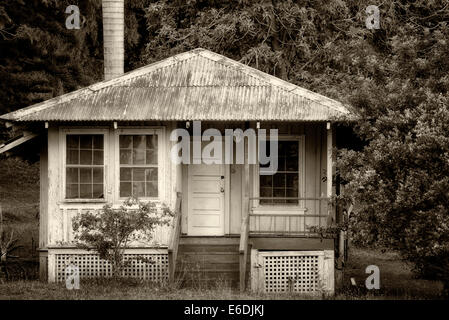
left=66, top=168, right=78, bottom=184
left=259, top=140, right=300, bottom=204
left=146, top=135, right=157, bottom=149
left=66, top=184, right=79, bottom=199
left=120, top=168, right=132, bottom=181
left=260, top=187, right=272, bottom=197
left=286, top=188, right=298, bottom=204
left=146, top=150, right=157, bottom=165
left=93, top=168, right=103, bottom=183
left=146, top=182, right=158, bottom=197
left=120, top=149, right=132, bottom=164
left=273, top=174, right=285, bottom=188
left=67, top=150, right=79, bottom=165
left=133, top=182, right=145, bottom=198
left=119, top=134, right=159, bottom=198
left=285, top=141, right=298, bottom=156
left=133, top=135, right=146, bottom=149
left=80, top=184, right=92, bottom=198
left=277, top=157, right=286, bottom=171
left=93, top=151, right=104, bottom=165
left=260, top=187, right=272, bottom=204
left=67, top=136, right=79, bottom=148
left=286, top=156, right=298, bottom=171
left=120, top=182, right=132, bottom=197
left=80, top=168, right=92, bottom=183
left=133, top=149, right=145, bottom=164
left=273, top=188, right=285, bottom=203
left=133, top=168, right=145, bottom=181
left=93, top=135, right=103, bottom=149
left=120, top=135, right=132, bottom=149
left=80, top=150, right=93, bottom=165
left=65, top=134, right=104, bottom=200
left=145, top=168, right=158, bottom=181
left=80, top=135, right=93, bottom=149
left=260, top=175, right=272, bottom=188
left=92, top=184, right=104, bottom=199
left=286, top=173, right=298, bottom=189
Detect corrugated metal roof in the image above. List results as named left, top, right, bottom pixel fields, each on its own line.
left=0, top=48, right=352, bottom=122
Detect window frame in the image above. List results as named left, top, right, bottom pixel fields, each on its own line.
left=252, top=135, right=306, bottom=212
left=114, top=127, right=165, bottom=202
left=60, top=128, right=109, bottom=203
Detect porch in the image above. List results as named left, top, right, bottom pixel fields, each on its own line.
left=168, top=121, right=341, bottom=293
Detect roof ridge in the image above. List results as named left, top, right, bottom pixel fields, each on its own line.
left=195, top=50, right=349, bottom=114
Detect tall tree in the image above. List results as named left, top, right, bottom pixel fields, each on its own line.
left=0, top=0, right=104, bottom=116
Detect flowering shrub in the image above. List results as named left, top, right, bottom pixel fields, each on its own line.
left=72, top=198, right=172, bottom=277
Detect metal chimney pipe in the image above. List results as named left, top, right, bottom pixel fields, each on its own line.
left=102, top=0, right=124, bottom=80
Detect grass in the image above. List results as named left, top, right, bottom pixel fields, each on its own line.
left=0, top=158, right=40, bottom=259
left=0, top=279, right=325, bottom=300
left=335, top=247, right=444, bottom=299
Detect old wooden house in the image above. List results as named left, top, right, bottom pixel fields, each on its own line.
left=0, top=1, right=352, bottom=294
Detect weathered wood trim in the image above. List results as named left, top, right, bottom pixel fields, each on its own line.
left=47, top=251, right=56, bottom=283
left=59, top=127, right=110, bottom=203
left=47, top=247, right=168, bottom=254
left=323, top=250, right=335, bottom=295
left=47, top=126, right=60, bottom=246
left=168, top=192, right=182, bottom=283
left=250, top=248, right=260, bottom=292
left=250, top=237, right=334, bottom=251
left=251, top=135, right=305, bottom=210
left=239, top=215, right=249, bottom=292
left=0, top=133, right=39, bottom=154
left=113, top=127, right=166, bottom=203
left=326, top=123, right=333, bottom=223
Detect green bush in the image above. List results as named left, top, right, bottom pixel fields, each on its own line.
left=72, top=198, right=172, bottom=278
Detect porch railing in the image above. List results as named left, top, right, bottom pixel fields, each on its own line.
left=168, top=192, right=182, bottom=283
left=248, top=197, right=333, bottom=236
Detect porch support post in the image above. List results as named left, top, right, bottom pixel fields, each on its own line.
left=326, top=122, right=334, bottom=222
left=240, top=131, right=250, bottom=292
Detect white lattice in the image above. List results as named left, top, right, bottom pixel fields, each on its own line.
left=263, top=254, right=320, bottom=293
left=250, top=250, right=333, bottom=294
left=55, top=253, right=168, bottom=282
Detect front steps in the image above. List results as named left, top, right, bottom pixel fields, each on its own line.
left=175, top=237, right=249, bottom=289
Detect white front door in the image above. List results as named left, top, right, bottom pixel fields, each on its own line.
left=187, top=163, right=225, bottom=236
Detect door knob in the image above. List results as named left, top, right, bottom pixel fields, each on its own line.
left=220, top=187, right=225, bottom=193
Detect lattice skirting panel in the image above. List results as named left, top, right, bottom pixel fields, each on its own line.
left=251, top=250, right=334, bottom=294
left=48, top=249, right=168, bottom=283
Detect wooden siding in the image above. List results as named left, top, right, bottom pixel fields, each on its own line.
left=42, top=122, right=181, bottom=248
left=246, top=123, right=330, bottom=234
left=41, top=121, right=331, bottom=247
left=179, top=122, right=331, bottom=235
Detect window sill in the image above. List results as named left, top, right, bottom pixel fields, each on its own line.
left=251, top=206, right=307, bottom=215
left=62, top=199, right=107, bottom=204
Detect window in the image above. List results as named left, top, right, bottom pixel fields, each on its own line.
left=259, top=140, right=301, bottom=205
left=119, top=134, right=158, bottom=198
left=66, top=134, right=104, bottom=199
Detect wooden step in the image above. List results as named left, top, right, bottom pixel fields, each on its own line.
left=176, top=261, right=240, bottom=271
left=175, top=237, right=249, bottom=289
left=177, top=278, right=240, bottom=289
left=178, top=244, right=239, bottom=253
left=180, top=236, right=240, bottom=245
left=178, top=252, right=239, bottom=264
